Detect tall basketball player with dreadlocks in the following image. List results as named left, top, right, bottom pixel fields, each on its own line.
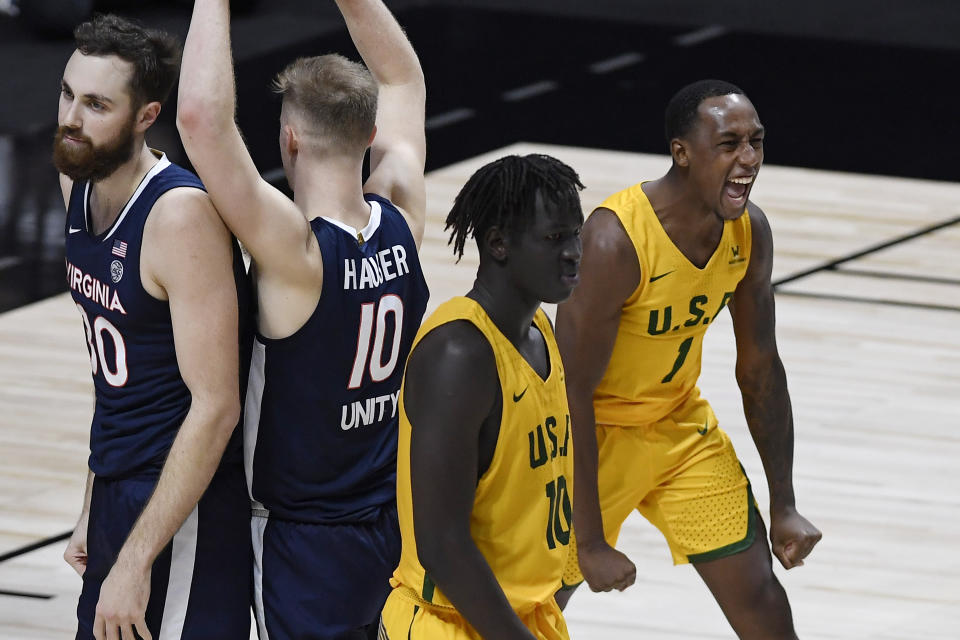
left=380, top=154, right=583, bottom=640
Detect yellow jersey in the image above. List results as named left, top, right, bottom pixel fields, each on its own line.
left=593, top=182, right=752, bottom=427
left=391, top=297, right=573, bottom=612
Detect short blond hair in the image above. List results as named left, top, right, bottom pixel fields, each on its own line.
left=273, top=54, right=377, bottom=152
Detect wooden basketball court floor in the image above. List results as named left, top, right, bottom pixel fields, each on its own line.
left=0, top=143, right=957, bottom=639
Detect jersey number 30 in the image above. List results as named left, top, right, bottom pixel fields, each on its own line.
left=76, top=304, right=128, bottom=387
left=348, top=294, right=404, bottom=389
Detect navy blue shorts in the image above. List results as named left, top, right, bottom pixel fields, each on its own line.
left=76, top=462, right=251, bottom=639
left=252, top=503, right=401, bottom=640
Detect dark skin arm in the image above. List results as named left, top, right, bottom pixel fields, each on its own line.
left=554, top=209, right=639, bottom=592
left=405, top=322, right=535, bottom=640
left=729, top=203, right=822, bottom=569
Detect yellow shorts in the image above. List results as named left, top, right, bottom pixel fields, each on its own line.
left=379, top=586, right=569, bottom=640
left=565, top=397, right=758, bottom=584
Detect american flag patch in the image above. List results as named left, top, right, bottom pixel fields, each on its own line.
left=111, top=240, right=128, bottom=258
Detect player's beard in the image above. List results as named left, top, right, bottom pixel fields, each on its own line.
left=52, top=115, right=137, bottom=183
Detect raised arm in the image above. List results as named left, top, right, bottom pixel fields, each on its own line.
left=91, top=190, right=242, bottom=638
left=336, top=0, right=426, bottom=245
left=177, top=0, right=317, bottom=283
left=728, top=203, right=822, bottom=569
left=554, top=208, right=639, bottom=592
left=404, top=323, right=534, bottom=640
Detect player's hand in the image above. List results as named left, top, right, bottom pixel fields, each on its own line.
left=93, top=558, right=153, bottom=640
left=770, top=506, right=822, bottom=569
left=578, top=539, right=636, bottom=592
left=64, top=511, right=90, bottom=576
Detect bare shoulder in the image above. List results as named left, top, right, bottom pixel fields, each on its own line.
left=148, top=186, right=231, bottom=246
left=584, top=207, right=633, bottom=253
left=409, top=319, right=496, bottom=381
left=744, top=200, right=773, bottom=260
left=745, top=200, right=771, bottom=233
left=405, top=319, right=498, bottom=413
left=141, top=187, right=234, bottom=298
left=572, top=207, right=641, bottom=304
left=734, top=200, right=775, bottom=293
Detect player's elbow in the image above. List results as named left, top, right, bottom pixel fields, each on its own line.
left=415, top=525, right=464, bottom=579
left=410, top=68, right=426, bottom=98
left=735, top=351, right=782, bottom=388
left=734, top=360, right=759, bottom=389
left=196, top=391, right=242, bottom=439
left=217, top=396, right=242, bottom=434
left=175, top=105, right=205, bottom=146
left=176, top=98, right=225, bottom=143
left=416, top=545, right=443, bottom=579
left=565, top=375, right=599, bottom=408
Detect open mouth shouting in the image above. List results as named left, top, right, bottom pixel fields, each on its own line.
left=724, top=174, right=754, bottom=209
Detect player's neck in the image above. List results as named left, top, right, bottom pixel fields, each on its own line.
left=645, top=171, right=718, bottom=230
left=645, top=171, right=725, bottom=267
left=88, top=144, right=158, bottom=235
left=292, top=154, right=369, bottom=229
left=468, top=273, right=539, bottom=346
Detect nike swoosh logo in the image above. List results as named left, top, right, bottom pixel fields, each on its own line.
left=649, top=270, right=675, bottom=282
left=513, top=387, right=528, bottom=402
left=68, top=227, right=83, bottom=234
left=697, top=420, right=709, bottom=436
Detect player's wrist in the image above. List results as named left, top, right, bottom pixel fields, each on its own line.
left=113, top=541, right=155, bottom=575
left=576, top=535, right=612, bottom=554
left=770, top=498, right=798, bottom=519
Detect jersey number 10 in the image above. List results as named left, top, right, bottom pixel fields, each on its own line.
left=545, top=475, right=572, bottom=549
left=348, top=294, right=404, bottom=389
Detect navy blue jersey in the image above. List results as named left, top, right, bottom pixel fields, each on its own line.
left=64, top=154, right=252, bottom=479
left=245, top=194, right=429, bottom=523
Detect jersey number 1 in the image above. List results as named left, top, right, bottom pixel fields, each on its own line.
left=348, top=294, right=404, bottom=389
left=661, top=337, right=693, bottom=384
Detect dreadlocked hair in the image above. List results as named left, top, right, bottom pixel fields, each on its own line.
left=445, top=154, right=584, bottom=260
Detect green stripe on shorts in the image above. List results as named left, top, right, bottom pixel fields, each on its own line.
left=687, top=481, right=760, bottom=564
left=422, top=573, right=436, bottom=603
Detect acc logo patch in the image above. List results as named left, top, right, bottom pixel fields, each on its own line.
left=110, top=259, right=124, bottom=283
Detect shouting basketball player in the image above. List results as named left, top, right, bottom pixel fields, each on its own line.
left=555, top=79, right=821, bottom=640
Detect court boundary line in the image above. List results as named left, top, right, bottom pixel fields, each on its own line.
left=773, top=214, right=960, bottom=287
left=775, top=289, right=960, bottom=313
left=829, top=267, right=960, bottom=286
left=0, top=531, right=70, bottom=564
left=0, top=588, right=54, bottom=600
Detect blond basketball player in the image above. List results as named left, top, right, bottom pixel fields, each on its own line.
left=380, top=155, right=583, bottom=639
left=555, top=80, right=821, bottom=639
left=178, top=1, right=428, bottom=637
